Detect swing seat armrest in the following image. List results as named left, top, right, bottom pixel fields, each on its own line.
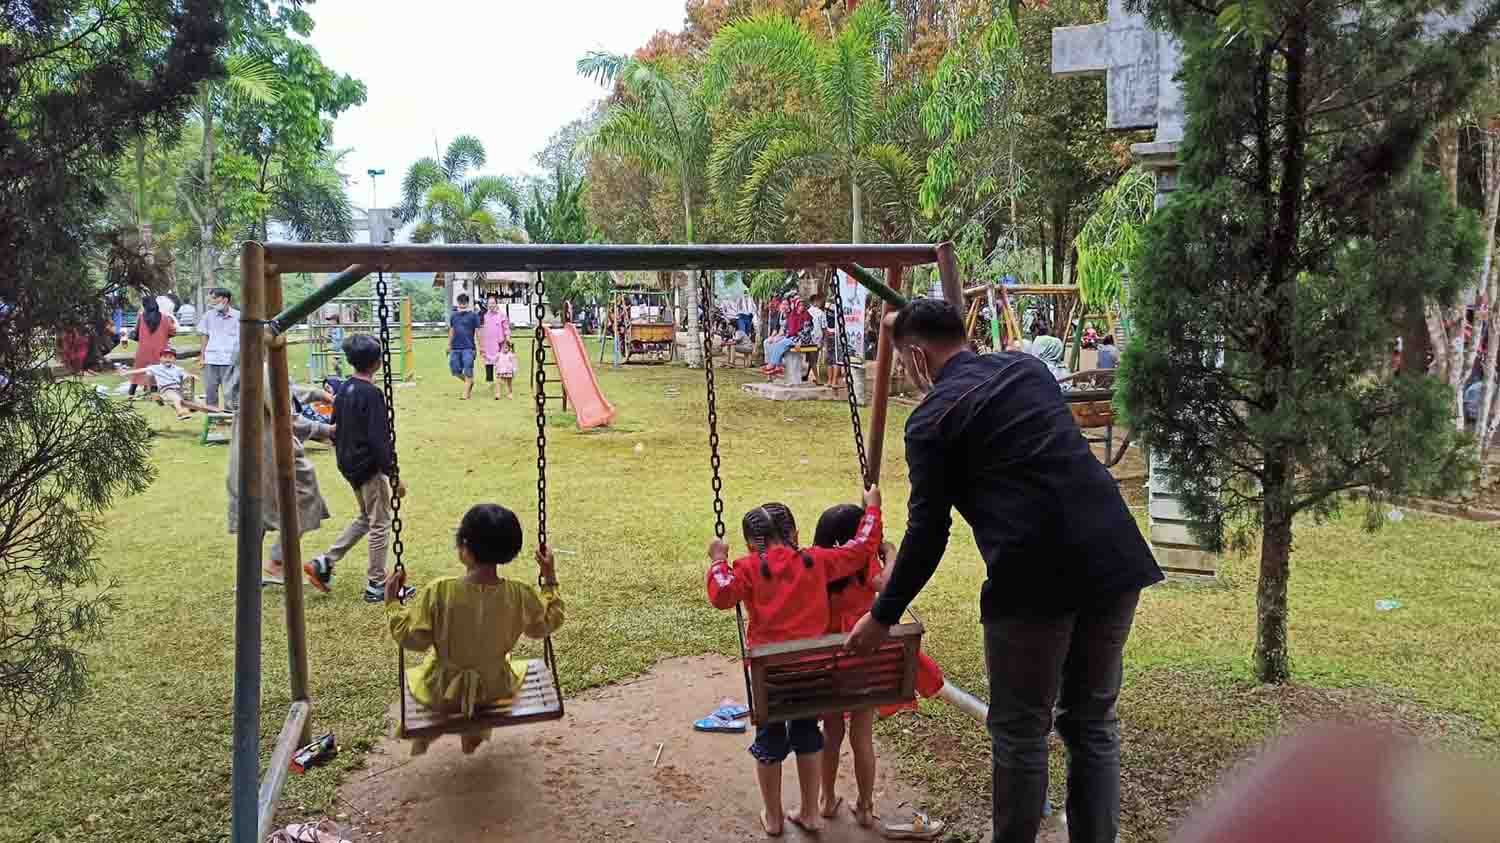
left=745, top=623, right=923, bottom=661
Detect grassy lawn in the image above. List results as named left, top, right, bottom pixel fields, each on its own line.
left=4, top=336, right=1498, bottom=842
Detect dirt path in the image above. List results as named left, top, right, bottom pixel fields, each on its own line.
left=335, top=655, right=939, bottom=842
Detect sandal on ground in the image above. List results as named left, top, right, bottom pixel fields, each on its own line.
left=760, top=809, right=784, bottom=838
left=820, top=795, right=844, bottom=820
left=881, top=808, right=944, bottom=840
left=851, top=800, right=876, bottom=828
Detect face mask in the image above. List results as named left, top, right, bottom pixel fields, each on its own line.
left=907, top=346, right=935, bottom=392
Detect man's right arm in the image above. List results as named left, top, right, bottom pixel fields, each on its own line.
left=870, top=429, right=953, bottom=625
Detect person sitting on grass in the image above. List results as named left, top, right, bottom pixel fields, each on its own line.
left=385, top=503, right=564, bottom=756
left=705, top=486, right=884, bottom=837
left=305, top=335, right=414, bottom=603
left=118, top=344, right=199, bottom=420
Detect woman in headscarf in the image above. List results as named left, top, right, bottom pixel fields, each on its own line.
left=130, top=295, right=176, bottom=396
left=1031, top=334, right=1070, bottom=381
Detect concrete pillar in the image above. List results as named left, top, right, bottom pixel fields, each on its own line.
left=1133, top=141, right=1219, bottom=578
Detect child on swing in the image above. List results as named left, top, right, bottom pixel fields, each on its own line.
left=385, top=503, right=563, bottom=756
left=706, top=485, right=883, bottom=837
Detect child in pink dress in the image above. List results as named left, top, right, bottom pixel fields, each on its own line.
left=494, top=340, right=518, bottom=399
left=479, top=294, right=511, bottom=400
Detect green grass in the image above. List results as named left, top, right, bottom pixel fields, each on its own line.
left=4, top=336, right=1498, bottom=841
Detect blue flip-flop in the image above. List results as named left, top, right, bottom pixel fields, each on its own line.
left=712, top=702, right=750, bottom=720
left=693, top=714, right=747, bottom=733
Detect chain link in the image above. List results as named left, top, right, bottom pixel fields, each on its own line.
left=697, top=271, right=726, bottom=539
left=375, top=271, right=406, bottom=579
left=829, top=268, right=870, bottom=488
left=532, top=273, right=549, bottom=567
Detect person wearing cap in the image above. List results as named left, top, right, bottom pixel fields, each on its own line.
left=120, top=344, right=193, bottom=420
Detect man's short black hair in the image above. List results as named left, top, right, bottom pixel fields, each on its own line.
left=1101, top=334, right=1115, bottom=346
left=457, top=503, right=524, bottom=565
left=892, top=298, right=965, bottom=346
left=457, top=293, right=470, bottom=305
left=209, top=287, right=232, bottom=302
left=486, top=292, right=499, bottom=301
left=343, top=334, right=383, bottom=374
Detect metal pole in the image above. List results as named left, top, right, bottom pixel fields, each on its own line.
left=265, top=270, right=311, bottom=723
left=986, top=284, right=1002, bottom=350
left=865, top=265, right=906, bottom=485
left=266, top=264, right=372, bottom=335
left=935, top=241, right=965, bottom=318
left=840, top=262, right=909, bottom=309
left=231, top=242, right=269, bottom=843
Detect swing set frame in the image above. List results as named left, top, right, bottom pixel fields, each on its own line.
left=230, top=240, right=962, bottom=843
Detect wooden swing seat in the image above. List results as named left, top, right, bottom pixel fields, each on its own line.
left=747, top=622, right=924, bottom=724
left=397, top=658, right=563, bottom=740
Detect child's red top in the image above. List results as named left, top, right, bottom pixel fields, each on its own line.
left=827, top=552, right=883, bottom=634
left=706, top=506, right=881, bottom=648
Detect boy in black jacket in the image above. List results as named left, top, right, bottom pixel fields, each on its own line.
left=306, top=335, right=415, bottom=603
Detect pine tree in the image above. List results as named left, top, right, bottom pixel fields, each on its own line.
left=0, top=0, right=226, bottom=758
left=1122, top=0, right=1500, bottom=682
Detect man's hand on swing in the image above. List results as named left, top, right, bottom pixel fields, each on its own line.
left=846, top=611, right=891, bottom=656
left=707, top=539, right=730, bottom=564
left=384, top=569, right=407, bottom=603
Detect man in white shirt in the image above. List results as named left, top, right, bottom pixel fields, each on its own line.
left=197, top=286, right=241, bottom=410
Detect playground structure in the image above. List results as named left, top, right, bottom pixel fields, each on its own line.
left=963, top=281, right=1115, bottom=369
left=601, top=287, right=675, bottom=365
left=534, top=321, right=617, bottom=429
left=231, top=241, right=964, bottom=843
left=305, top=294, right=413, bottom=383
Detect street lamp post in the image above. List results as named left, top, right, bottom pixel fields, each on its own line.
left=366, top=168, right=385, bottom=212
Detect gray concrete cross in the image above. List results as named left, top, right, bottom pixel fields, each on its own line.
left=1051, top=0, right=1184, bottom=145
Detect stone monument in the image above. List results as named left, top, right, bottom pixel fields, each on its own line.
left=1053, top=0, right=1214, bottom=576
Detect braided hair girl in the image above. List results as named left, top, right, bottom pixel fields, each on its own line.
left=705, top=484, right=884, bottom=836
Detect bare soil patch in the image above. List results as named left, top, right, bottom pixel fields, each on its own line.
left=330, top=656, right=942, bottom=842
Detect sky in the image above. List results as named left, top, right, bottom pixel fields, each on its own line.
left=307, top=0, right=688, bottom=211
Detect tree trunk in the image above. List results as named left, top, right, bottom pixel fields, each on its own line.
left=1473, top=121, right=1500, bottom=465
left=851, top=178, right=864, bottom=245
left=135, top=138, right=148, bottom=243
left=1037, top=217, right=1047, bottom=284
left=198, top=95, right=217, bottom=306
left=1254, top=470, right=1294, bottom=684
left=1051, top=203, right=1067, bottom=288
left=681, top=179, right=695, bottom=244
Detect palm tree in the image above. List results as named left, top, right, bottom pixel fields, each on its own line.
left=398, top=135, right=523, bottom=244
left=524, top=161, right=606, bottom=311
left=576, top=52, right=710, bottom=243
left=270, top=147, right=358, bottom=244
left=703, top=4, right=919, bottom=244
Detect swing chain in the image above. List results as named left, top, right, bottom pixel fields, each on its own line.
left=533, top=272, right=549, bottom=559
left=697, top=271, right=726, bottom=540
left=375, top=270, right=406, bottom=577
left=829, top=268, right=870, bottom=488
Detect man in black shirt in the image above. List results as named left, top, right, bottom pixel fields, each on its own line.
left=847, top=299, right=1162, bottom=843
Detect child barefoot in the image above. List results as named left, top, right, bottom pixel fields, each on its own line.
left=385, top=503, right=564, bottom=756
left=706, top=486, right=883, bottom=837
left=494, top=339, right=517, bottom=399
left=814, top=504, right=895, bottom=828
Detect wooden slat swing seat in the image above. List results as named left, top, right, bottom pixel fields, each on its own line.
left=380, top=269, right=566, bottom=741
left=697, top=269, right=925, bottom=725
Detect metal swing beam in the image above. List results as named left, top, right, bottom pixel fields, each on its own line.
left=231, top=241, right=961, bottom=843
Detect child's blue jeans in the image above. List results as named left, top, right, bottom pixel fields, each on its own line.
left=749, top=718, right=823, bottom=764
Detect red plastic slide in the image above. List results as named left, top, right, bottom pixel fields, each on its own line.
left=547, top=323, right=616, bottom=430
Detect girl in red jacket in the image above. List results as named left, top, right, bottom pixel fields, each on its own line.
left=706, top=485, right=883, bottom=837
left=815, top=503, right=948, bottom=829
